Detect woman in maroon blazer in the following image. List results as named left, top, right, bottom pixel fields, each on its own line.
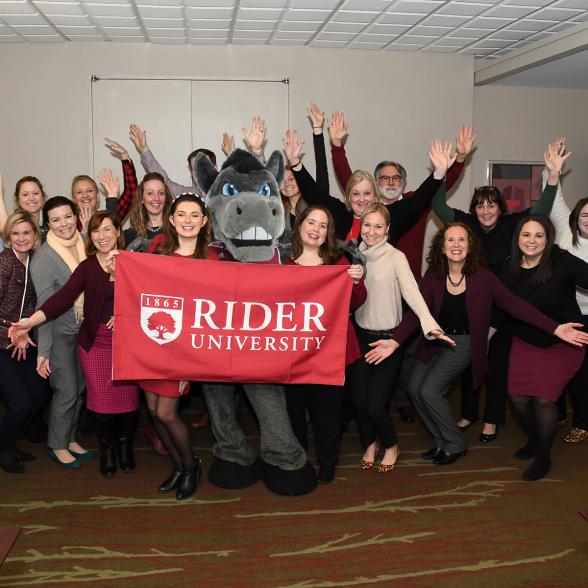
left=389, top=222, right=588, bottom=466
left=9, top=211, right=140, bottom=479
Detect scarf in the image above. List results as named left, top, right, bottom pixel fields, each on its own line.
left=46, top=230, right=87, bottom=323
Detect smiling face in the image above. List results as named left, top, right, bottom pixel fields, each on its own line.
left=170, top=200, right=207, bottom=239
left=142, top=179, right=166, bottom=216
left=518, top=220, right=547, bottom=263
left=72, top=179, right=98, bottom=212
left=17, top=181, right=44, bottom=214
left=361, top=211, right=388, bottom=248
left=349, top=179, right=377, bottom=217
left=47, top=204, right=77, bottom=240
left=299, top=208, right=329, bottom=250
left=10, top=221, right=36, bottom=258
left=90, top=217, right=119, bottom=254
left=474, top=200, right=500, bottom=230
left=376, top=164, right=406, bottom=202
left=442, top=225, right=469, bottom=264
left=281, top=169, right=301, bottom=201
left=578, top=203, right=588, bottom=238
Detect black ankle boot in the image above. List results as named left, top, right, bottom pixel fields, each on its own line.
left=522, top=455, right=552, bottom=481
left=99, top=442, right=117, bottom=478
left=514, top=440, right=536, bottom=460
left=117, top=437, right=136, bottom=472
left=159, top=465, right=183, bottom=493
left=0, top=447, right=24, bottom=474
left=176, top=457, right=202, bottom=501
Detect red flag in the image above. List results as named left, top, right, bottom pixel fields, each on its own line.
left=113, top=251, right=353, bottom=385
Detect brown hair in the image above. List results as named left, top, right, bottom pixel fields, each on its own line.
left=2, top=211, right=41, bottom=250
left=281, top=166, right=307, bottom=217
left=427, top=222, right=485, bottom=279
left=469, top=186, right=507, bottom=218
left=569, top=197, right=588, bottom=247
left=152, top=194, right=210, bottom=259
left=129, top=173, right=174, bottom=239
left=14, top=176, right=47, bottom=209
left=290, top=205, right=341, bottom=265
left=85, top=211, right=125, bottom=256
left=345, top=170, right=380, bottom=212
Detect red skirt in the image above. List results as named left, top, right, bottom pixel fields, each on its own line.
left=138, top=379, right=187, bottom=398
left=508, top=336, right=584, bottom=401
left=79, top=324, right=140, bottom=414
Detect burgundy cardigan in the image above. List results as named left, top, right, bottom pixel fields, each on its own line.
left=285, top=256, right=366, bottom=367
left=393, top=267, right=558, bottom=389
left=41, top=255, right=111, bottom=351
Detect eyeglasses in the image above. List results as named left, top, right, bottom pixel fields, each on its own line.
left=377, top=174, right=404, bottom=183
left=174, top=211, right=204, bottom=219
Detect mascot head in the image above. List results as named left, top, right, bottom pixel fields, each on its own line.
left=195, top=149, right=285, bottom=263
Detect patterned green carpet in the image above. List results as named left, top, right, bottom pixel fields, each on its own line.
left=1, top=408, right=587, bottom=587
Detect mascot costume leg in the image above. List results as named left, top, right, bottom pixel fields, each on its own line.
left=195, top=149, right=317, bottom=496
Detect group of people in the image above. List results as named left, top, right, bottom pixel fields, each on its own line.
left=0, top=103, right=586, bottom=499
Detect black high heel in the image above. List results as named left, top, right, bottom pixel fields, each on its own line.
left=176, top=457, right=202, bottom=501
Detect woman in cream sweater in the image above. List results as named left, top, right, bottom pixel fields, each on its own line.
left=348, top=202, right=453, bottom=473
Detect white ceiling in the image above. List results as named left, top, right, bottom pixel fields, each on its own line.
left=0, top=0, right=587, bottom=61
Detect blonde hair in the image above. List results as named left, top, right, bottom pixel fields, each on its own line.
left=360, top=202, right=390, bottom=228
left=2, top=211, right=41, bottom=250
left=344, top=170, right=380, bottom=212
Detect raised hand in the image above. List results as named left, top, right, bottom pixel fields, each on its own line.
left=428, top=140, right=456, bottom=180
left=98, top=168, right=120, bottom=198
left=129, top=123, right=148, bottom=154
left=78, top=204, right=93, bottom=235
left=328, top=111, right=348, bottom=147
left=242, top=116, right=267, bottom=154
left=308, top=102, right=325, bottom=134
left=104, top=138, right=130, bottom=161
left=544, top=138, right=571, bottom=181
left=282, top=129, right=305, bottom=167
left=221, top=132, right=235, bottom=157
left=554, top=322, right=588, bottom=346
left=455, top=125, right=476, bottom=163
left=365, top=339, right=399, bottom=365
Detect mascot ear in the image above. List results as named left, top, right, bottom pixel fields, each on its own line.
left=194, top=153, right=218, bottom=195
left=265, top=150, right=285, bottom=186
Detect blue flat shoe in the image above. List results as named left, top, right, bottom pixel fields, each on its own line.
left=49, top=449, right=81, bottom=469
left=69, top=449, right=97, bottom=461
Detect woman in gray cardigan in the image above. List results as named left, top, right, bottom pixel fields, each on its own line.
left=30, top=196, right=94, bottom=469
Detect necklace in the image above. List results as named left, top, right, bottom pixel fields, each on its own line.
left=447, top=273, right=465, bottom=287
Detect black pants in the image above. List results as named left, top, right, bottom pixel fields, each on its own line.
left=348, top=326, right=404, bottom=449
left=567, top=315, right=588, bottom=430
left=285, top=383, right=344, bottom=471
left=0, top=349, right=51, bottom=446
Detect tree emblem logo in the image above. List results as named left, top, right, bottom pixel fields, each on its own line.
left=140, top=294, right=184, bottom=345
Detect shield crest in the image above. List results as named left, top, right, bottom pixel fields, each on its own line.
left=140, top=294, right=184, bottom=345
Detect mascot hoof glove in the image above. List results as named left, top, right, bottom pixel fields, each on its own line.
left=263, top=461, right=317, bottom=496
left=208, top=457, right=263, bottom=489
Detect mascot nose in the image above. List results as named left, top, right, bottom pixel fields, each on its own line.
left=236, top=206, right=243, bottom=215
left=272, top=208, right=277, bottom=216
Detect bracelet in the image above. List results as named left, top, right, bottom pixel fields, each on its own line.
left=290, top=160, right=302, bottom=168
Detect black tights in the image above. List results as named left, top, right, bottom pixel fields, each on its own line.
left=145, top=392, right=193, bottom=468
left=510, top=395, right=558, bottom=457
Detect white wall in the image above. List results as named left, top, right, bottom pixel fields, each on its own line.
left=471, top=84, right=588, bottom=209
left=0, top=43, right=474, bottom=212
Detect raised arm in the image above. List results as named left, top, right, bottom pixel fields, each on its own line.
left=104, top=138, right=138, bottom=219
left=283, top=129, right=347, bottom=218
left=532, top=139, right=570, bottom=215
left=544, top=167, right=570, bottom=245
left=328, top=111, right=353, bottom=189
left=391, top=140, right=454, bottom=239
left=242, top=116, right=267, bottom=163
left=445, top=124, right=476, bottom=192
left=308, top=103, right=330, bottom=195
left=129, top=123, right=190, bottom=197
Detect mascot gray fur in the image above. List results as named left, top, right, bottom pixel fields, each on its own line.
left=195, top=148, right=317, bottom=496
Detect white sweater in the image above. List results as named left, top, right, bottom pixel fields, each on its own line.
left=355, top=239, right=441, bottom=336
left=548, top=178, right=588, bottom=316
